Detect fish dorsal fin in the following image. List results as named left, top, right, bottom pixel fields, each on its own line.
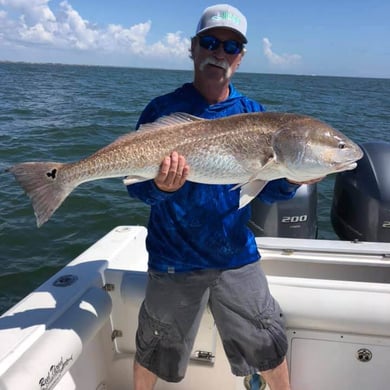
left=139, top=112, right=205, bottom=132
left=110, top=113, right=205, bottom=145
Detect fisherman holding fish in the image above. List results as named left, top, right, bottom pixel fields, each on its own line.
left=7, top=4, right=363, bottom=390
left=129, top=4, right=304, bottom=390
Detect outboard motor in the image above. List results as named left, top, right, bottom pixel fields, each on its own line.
left=249, top=184, right=318, bottom=238
left=331, top=142, right=390, bottom=242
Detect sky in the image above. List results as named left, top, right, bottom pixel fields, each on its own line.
left=0, top=0, right=389, bottom=78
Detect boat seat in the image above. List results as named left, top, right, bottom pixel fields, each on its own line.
left=268, top=275, right=390, bottom=337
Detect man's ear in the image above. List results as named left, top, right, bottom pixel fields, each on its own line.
left=189, top=36, right=197, bottom=59
left=236, top=49, right=246, bottom=68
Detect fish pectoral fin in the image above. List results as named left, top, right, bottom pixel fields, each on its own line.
left=231, top=157, right=280, bottom=203
left=238, top=180, right=268, bottom=209
left=123, top=175, right=149, bottom=186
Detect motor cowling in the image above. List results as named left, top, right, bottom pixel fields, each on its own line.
left=331, top=142, right=390, bottom=242
left=249, top=184, right=318, bottom=238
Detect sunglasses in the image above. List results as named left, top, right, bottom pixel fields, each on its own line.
left=198, top=35, right=244, bottom=55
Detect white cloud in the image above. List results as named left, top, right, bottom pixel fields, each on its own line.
left=0, top=0, right=191, bottom=64
left=262, top=37, right=302, bottom=66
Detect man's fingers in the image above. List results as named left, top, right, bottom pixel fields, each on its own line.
left=156, top=156, right=171, bottom=179
left=166, top=151, right=179, bottom=185
left=154, top=152, right=189, bottom=192
left=172, top=154, right=186, bottom=184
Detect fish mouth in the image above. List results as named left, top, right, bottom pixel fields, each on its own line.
left=333, top=148, right=363, bottom=172
left=334, top=161, right=358, bottom=172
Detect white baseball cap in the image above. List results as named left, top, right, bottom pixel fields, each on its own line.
left=196, top=4, right=248, bottom=43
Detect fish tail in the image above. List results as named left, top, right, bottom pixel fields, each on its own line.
left=6, top=162, right=75, bottom=227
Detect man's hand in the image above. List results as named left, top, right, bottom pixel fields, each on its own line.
left=154, top=151, right=189, bottom=192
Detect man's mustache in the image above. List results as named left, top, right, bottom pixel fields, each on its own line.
left=200, top=57, right=228, bottom=70
left=199, top=57, right=233, bottom=78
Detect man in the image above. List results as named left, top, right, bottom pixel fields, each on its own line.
left=128, top=4, right=299, bottom=390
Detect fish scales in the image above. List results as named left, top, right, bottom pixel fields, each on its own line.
left=64, top=114, right=273, bottom=182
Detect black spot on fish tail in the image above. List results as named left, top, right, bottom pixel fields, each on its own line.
left=46, top=168, right=57, bottom=179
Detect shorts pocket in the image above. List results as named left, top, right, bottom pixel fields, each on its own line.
left=254, top=300, right=288, bottom=357
left=136, top=303, right=171, bottom=366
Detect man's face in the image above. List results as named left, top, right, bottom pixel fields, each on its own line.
left=192, top=28, right=245, bottom=82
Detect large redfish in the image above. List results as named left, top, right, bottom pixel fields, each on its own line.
left=7, top=112, right=363, bottom=227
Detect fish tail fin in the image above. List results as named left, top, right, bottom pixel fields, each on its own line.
left=6, top=162, right=75, bottom=227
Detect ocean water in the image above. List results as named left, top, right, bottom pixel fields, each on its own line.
left=1, top=63, right=389, bottom=314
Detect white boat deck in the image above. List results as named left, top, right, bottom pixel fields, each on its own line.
left=1, top=226, right=390, bottom=389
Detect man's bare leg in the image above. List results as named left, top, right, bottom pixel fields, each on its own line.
left=260, top=357, right=291, bottom=390
left=133, top=360, right=158, bottom=390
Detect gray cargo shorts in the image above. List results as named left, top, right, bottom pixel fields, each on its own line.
left=135, top=261, right=287, bottom=382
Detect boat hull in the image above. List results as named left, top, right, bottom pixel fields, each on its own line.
left=1, top=226, right=390, bottom=389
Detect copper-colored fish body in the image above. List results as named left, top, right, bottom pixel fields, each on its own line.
left=7, top=112, right=363, bottom=226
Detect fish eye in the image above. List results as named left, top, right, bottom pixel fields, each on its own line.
left=338, top=142, right=346, bottom=149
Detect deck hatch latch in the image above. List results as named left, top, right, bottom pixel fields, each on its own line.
left=191, top=350, right=215, bottom=364
left=111, top=329, right=123, bottom=341
left=103, top=283, right=115, bottom=292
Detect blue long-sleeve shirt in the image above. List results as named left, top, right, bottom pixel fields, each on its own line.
left=128, top=83, right=299, bottom=272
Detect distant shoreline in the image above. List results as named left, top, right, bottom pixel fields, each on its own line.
left=1, top=60, right=388, bottom=81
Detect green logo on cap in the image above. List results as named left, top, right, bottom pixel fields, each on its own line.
left=211, top=11, right=240, bottom=26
